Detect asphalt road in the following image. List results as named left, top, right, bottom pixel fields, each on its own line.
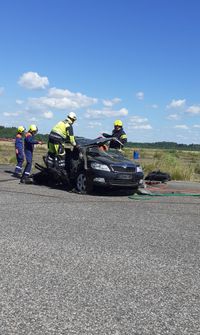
left=0, top=166, right=200, bottom=335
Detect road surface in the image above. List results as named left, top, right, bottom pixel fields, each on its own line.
left=0, top=165, right=199, bottom=335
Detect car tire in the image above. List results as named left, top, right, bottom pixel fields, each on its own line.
left=131, top=186, right=139, bottom=193
left=76, top=171, right=93, bottom=194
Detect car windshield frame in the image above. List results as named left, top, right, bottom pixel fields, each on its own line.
left=75, top=136, right=123, bottom=148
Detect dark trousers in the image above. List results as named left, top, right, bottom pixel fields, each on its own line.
left=15, top=153, right=24, bottom=174
left=22, top=150, right=33, bottom=178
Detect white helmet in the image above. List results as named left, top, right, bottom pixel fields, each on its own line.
left=67, top=112, right=77, bottom=122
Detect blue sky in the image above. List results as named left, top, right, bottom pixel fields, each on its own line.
left=0, top=0, right=200, bottom=144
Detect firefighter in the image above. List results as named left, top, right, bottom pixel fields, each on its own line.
left=13, top=126, right=25, bottom=177
left=20, top=124, right=42, bottom=183
left=102, top=119, right=127, bottom=149
left=47, top=112, right=77, bottom=169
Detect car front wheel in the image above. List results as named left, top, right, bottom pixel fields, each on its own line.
left=76, top=171, right=93, bottom=194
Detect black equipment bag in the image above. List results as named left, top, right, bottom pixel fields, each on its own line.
left=145, top=170, right=171, bottom=182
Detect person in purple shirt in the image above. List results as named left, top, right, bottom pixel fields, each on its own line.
left=20, top=124, right=42, bottom=183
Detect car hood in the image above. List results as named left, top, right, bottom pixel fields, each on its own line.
left=90, top=154, right=136, bottom=167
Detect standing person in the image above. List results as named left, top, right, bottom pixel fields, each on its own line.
left=13, top=126, right=25, bottom=177
left=47, top=112, right=77, bottom=169
left=20, top=124, right=42, bottom=183
left=102, top=119, right=127, bottom=149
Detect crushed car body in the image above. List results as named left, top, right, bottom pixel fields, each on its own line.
left=33, top=136, right=144, bottom=194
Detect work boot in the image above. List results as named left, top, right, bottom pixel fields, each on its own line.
left=20, top=177, right=26, bottom=183
left=12, top=172, right=22, bottom=178
left=20, top=175, right=33, bottom=184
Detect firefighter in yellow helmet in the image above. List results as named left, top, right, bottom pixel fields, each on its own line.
left=20, top=124, right=42, bottom=183
left=102, top=119, right=127, bottom=149
left=47, top=112, right=77, bottom=169
left=13, top=126, right=26, bottom=177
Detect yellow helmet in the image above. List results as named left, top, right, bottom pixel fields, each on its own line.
left=29, top=124, right=38, bottom=132
left=17, top=126, right=25, bottom=133
left=114, top=119, right=123, bottom=127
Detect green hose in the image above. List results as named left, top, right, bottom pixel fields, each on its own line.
left=129, top=192, right=200, bottom=200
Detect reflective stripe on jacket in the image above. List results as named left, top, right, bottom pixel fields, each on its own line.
left=112, top=128, right=127, bottom=144
left=51, top=120, right=71, bottom=139
left=51, top=120, right=76, bottom=146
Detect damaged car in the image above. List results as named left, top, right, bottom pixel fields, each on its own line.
left=33, top=136, right=144, bottom=194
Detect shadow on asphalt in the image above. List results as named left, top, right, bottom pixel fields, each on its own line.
left=4, top=169, right=15, bottom=175
left=33, top=182, right=136, bottom=197
left=4, top=166, right=200, bottom=197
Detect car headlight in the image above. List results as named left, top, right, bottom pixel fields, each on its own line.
left=136, top=166, right=143, bottom=173
left=91, top=162, right=110, bottom=171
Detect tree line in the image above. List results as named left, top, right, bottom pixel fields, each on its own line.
left=0, top=125, right=48, bottom=142
left=126, top=141, right=200, bottom=151
left=0, top=125, right=200, bottom=151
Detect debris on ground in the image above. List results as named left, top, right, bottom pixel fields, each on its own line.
left=145, top=170, right=171, bottom=183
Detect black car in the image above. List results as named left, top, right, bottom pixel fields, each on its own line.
left=34, top=137, right=144, bottom=194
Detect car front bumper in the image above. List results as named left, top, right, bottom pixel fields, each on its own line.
left=87, top=169, right=144, bottom=188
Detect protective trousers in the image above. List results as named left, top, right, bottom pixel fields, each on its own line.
left=22, top=150, right=33, bottom=178
left=15, top=153, right=24, bottom=174
left=48, top=132, right=66, bottom=169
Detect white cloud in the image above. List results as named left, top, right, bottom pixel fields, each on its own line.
left=43, top=111, right=53, bottom=119
left=130, top=116, right=148, bottom=123
left=28, top=87, right=98, bottom=110
left=176, top=134, right=188, bottom=141
left=0, top=87, right=4, bottom=96
left=174, top=125, right=189, bottom=129
left=151, top=104, right=158, bottom=109
left=3, top=111, right=21, bottom=117
left=16, top=99, right=24, bottom=105
left=30, top=117, right=37, bottom=122
left=85, top=107, right=128, bottom=119
left=128, top=115, right=152, bottom=130
left=167, top=113, right=179, bottom=120
left=167, top=99, right=186, bottom=109
left=187, top=105, right=200, bottom=114
left=130, top=124, right=152, bottom=130
left=18, top=71, right=49, bottom=90
left=88, top=121, right=102, bottom=128
left=136, top=91, right=144, bottom=100
left=193, top=124, right=200, bottom=128
left=102, top=97, right=121, bottom=107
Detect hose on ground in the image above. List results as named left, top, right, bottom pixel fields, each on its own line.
left=129, top=192, right=200, bottom=200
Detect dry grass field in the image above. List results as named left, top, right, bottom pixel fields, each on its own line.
left=0, top=141, right=200, bottom=181
left=124, top=147, right=200, bottom=181
left=0, top=140, right=47, bottom=171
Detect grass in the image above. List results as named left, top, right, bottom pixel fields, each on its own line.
left=124, top=147, right=200, bottom=182
left=0, top=141, right=47, bottom=169
left=0, top=141, right=200, bottom=181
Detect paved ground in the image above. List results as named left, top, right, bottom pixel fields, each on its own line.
left=0, top=165, right=200, bottom=335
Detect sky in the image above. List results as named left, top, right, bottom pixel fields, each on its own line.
left=0, top=0, right=200, bottom=144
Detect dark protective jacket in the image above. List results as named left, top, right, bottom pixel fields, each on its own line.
left=24, top=132, right=40, bottom=153
left=103, top=127, right=127, bottom=149
left=15, top=133, right=24, bottom=174
left=15, top=133, right=24, bottom=154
